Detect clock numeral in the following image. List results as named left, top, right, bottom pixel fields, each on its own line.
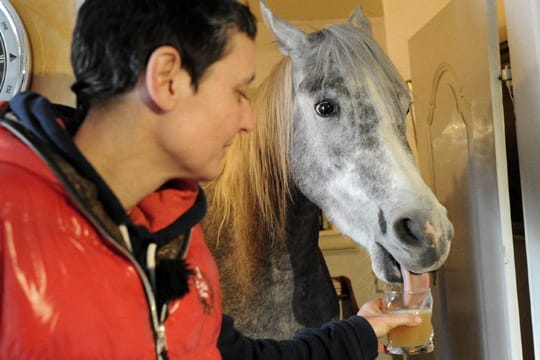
left=0, top=21, right=7, bottom=32
left=0, top=54, right=5, bottom=64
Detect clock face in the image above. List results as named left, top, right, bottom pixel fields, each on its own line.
left=0, top=0, right=31, bottom=101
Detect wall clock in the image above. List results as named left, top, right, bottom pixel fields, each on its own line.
left=0, top=0, right=31, bottom=101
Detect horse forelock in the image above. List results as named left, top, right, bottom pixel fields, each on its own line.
left=304, top=24, right=411, bottom=131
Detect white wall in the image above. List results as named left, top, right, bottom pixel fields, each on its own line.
left=382, top=0, right=508, bottom=82
left=381, top=0, right=451, bottom=81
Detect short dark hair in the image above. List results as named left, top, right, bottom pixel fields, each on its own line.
left=71, top=0, right=257, bottom=113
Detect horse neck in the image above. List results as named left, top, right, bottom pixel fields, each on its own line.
left=285, top=186, right=321, bottom=250
left=285, top=187, right=340, bottom=327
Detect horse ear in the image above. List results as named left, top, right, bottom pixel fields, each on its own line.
left=260, top=0, right=308, bottom=58
left=348, top=7, right=372, bottom=36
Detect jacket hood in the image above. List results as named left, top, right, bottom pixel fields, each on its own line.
left=7, top=92, right=130, bottom=224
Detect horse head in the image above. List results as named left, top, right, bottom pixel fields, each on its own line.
left=260, top=1, right=453, bottom=284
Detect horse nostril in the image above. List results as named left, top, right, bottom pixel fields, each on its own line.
left=378, top=208, right=387, bottom=234
left=395, top=218, right=423, bottom=245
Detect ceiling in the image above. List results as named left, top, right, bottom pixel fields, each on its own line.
left=245, top=0, right=384, bottom=21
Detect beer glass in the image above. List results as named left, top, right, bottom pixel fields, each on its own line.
left=382, top=288, right=434, bottom=355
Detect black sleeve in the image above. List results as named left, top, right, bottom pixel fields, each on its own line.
left=218, top=314, right=379, bottom=360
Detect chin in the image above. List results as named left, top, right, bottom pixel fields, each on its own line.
left=197, top=168, right=221, bottom=183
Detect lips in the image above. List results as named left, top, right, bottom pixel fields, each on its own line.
left=376, top=243, right=402, bottom=282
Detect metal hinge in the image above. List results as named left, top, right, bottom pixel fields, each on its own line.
left=499, top=64, right=514, bottom=102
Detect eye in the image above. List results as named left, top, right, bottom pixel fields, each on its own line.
left=314, top=100, right=339, bottom=117
left=237, top=89, right=251, bottom=104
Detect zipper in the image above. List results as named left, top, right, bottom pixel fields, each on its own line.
left=152, top=228, right=193, bottom=359
left=157, top=305, right=169, bottom=359
left=113, top=228, right=168, bottom=359
left=53, top=188, right=168, bottom=358
left=125, top=230, right=168, bottom=359
left=69, top=219, right=168, bottom=359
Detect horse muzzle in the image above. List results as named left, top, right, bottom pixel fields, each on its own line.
left=373, top=206, right=454, bottom=283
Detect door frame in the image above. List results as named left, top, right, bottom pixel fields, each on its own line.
left=504, top=0, right=540, bottom=356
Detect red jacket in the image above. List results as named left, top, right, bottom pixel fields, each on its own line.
left=0, top=124, right=223, bottom=359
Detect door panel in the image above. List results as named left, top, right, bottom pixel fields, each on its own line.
left=428, top=66, right=482, bottom=360
left=409, top=0, right=522, bottom=359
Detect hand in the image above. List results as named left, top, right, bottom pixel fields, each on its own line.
left=357, top=298, right=421, bottom=338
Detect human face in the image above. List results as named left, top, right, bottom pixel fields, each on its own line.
left=158, top=31, right=256, bottom=182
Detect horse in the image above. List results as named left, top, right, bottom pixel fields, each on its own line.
left=202, top=1, right=454, bottom=340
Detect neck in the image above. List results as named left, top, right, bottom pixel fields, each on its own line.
left=74, top=99, right=167, bottom=211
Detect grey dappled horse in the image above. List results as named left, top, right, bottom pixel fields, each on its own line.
left=202, top=1, right=453, bottom=339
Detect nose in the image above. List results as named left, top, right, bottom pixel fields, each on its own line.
left=239, top=98, right=255, bottom=133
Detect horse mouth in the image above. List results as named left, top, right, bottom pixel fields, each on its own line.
left=376, top=242, right=433, bottom=287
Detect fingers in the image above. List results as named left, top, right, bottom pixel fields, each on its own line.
left=358, top=297, right=423, bottom=339
left=362, top=311, right=421, bottom=338
left=388, top=312, right=422, bottom=329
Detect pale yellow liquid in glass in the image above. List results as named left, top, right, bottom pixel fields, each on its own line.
left=387, top=310, right=432, bottom=347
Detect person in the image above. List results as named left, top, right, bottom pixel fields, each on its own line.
left=0, top=0, right=420, bottom=358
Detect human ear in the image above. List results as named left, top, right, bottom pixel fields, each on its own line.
left=142, top=46, right=185, bottom=112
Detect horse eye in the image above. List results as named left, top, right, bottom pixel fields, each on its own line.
left=314, top=100, right=338, bottom=117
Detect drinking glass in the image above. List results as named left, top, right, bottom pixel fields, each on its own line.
left=382, top=288, right=434, bottom=355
